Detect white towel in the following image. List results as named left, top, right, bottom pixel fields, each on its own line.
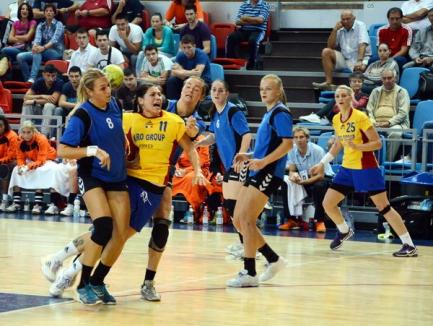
left=9, top=161, right=71, bottom=197
left=284, top=175, right=308, bottom=217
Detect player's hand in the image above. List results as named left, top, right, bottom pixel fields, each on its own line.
left=95, top=148, right=111, bottom=170
left=309, top=163, right=324, bottom=176
left=248, top=158, right=267, bottom=171
left=216, top=172, right=223, bottom=184
left=347, top=140, right=359, bottom=150
left=192, top=170, right=208, bottom=186
left=17, top=165, right=29, bottom=175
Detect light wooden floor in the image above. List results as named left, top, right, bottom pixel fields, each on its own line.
left=1, top=218, right=433, bottom=326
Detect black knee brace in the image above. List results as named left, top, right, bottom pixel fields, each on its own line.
left=379, top=205, right=392, bottom=216
left=91, top=217, right=113, bottom=246
left=148, top=218, right=171, bottom=252
left=223, top=199, right=236, bottom=217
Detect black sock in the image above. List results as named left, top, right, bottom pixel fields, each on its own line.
left=12, top=191, right=21, bottom=204
left=90, top=262, right=111, bottom=286
left=258, top=243, right=279, bottom=263
left=78, top=264, right=93, bottom=289
left=144, top=268, right=156, bottom=282
left=243, top=257, right=256, bottom=276
left=238, top=232, right=243, bottom=244
left=68, top=193, right=77, bottom=205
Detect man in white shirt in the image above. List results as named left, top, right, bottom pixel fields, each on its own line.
left=88, top=29, right=125, bottom=70
left=136, top=45, right=172, bottom=86
left=313, top=10, right=370, bottom=90
left=402, top=0, right=433, bottom=31
left=68, top=28, right=97, bottom=73
left=109, top=13, right=142, bottom=67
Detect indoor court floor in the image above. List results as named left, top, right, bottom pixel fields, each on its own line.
left=1, top=214, right=433, bottom=325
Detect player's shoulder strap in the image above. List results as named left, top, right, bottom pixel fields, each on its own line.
left=269, top=104, right=291, bottom=130
left=73, top=106, right=92, bottom=141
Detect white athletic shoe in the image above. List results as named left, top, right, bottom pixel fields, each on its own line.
left=60, top=204, right=73, bottom=216
left=32, top=204, right=42, bottom=215
left=259, top=257, right=287, bottom=282
left=299, top=113, right=321, bottom=124
left=227, top=270, right=259, bottom=288
left=141, top=280, right=161, bottom=301
left=225, top=243, right=243, bottom=255
left=45, top=203, right=59, bottom=215
left=41, top=256, right=62, bottom=282
left=6, top=203, right=20, bottom=212
left=0, top=201, right=7, bottom=211
left=49, top=270, right=74, bottom=297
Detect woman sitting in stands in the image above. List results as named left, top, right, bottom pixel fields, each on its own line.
left=0, top=116, right=18, bottom=211
left=143, top=13, right=175, bottom=57
left=7, top=121, right=70, bottom=215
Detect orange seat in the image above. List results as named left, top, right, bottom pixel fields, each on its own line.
left=211, top=23, right=236, bottom=52
left=203, top=11, right=210, bottom=25
left=142, top=9, right=151, bottom=31
left=45, top=60, right=69, bottom=74
left=3, top=81, right=32, bottom=94
left=0, top=82, right=13, bottom=113
left=64, top=31, right=96, bottom=50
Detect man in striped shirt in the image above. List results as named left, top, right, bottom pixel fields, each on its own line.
left=226, top=0, right=270, bottom=70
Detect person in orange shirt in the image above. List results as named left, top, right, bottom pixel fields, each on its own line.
left=7, top=120, right=70, bottom=215
left=0, top=116, right=18, bottom=211
left=165, top=0, right=204, bottom=31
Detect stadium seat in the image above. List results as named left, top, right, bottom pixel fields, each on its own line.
left=368, top=23, right=385, bottom=37
left=45, top=60, right=69, bottom=74
left=3, top=81, right=32, bottom=94
left=0, top=82, right=13, bottom=113
left=203, top=11, right=210, bottom=25
left=318, top=90, right=335, bottom=104
left=210, top=34, right=217, bottom=61
left=399, top=67, right=430, bottom=105
left=370, top=35, right=378, bottom=58
left=410, top=100, right=433, bottom=137
left=211, top=23, right=236, bottom=54
left=210, top=63, right=224, bottom=82
left=173, top=33, right=180, bottom=55
left=142, top=9, right=151, bottom=31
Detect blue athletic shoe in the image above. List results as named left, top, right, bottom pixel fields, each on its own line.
left=330, top=228, right=354, bottom=250
left=76, top=284, right=102, bottom=305
left=90, top=283, right=116, bottom=305
left=392, top=244, right=418, bottom=257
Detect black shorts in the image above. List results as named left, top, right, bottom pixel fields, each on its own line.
left=223, top=165, right=248, bottom=183
left=78, top=175, right=128, bottom=195
left=244, top=170, right=284, bottom=197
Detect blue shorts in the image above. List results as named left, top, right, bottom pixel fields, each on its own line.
left=128, top=177, right=165, bottom=232
left=331, top=166, right=385, bottom=193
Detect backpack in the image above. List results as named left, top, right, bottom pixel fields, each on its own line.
left=415, top=69, right=433, bottom=100
left=197, top=94, right=248, bottom=122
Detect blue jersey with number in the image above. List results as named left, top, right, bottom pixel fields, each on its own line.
left=251, top=103, right=293, bottom=179
left=208, top=102, right=250, bottom=172
left=60, top=98, right=126, bottom=182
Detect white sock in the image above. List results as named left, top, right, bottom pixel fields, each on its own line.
left=399, top=232, right=414, bottom=247
left=2, top=193, right=8, bottom=201
left=52, top=241, right=79, bottom=262
left=336, top=222, right=349, bottom=233
left=63, top=259, right=82, bottom=279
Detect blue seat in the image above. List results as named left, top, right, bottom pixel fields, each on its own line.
left=319, top=90, right=335, bottom=104
left=173, top=33, right=180, bottom=56
left=210, top=34, right=217, bottom=61
left=316, top=131, right=343, bottom=163
left=399, top=67, right=430, bottom=105
left=370, top=35, right=378, bottom=58
left=209, top=63, right=224, bottom=82
left=368, top=23, right=385, bottom=36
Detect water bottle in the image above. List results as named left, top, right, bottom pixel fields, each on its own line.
left=73, top=197, right=80, bottom=218
left=168, top=205, right=174, bottom=222
left=24, top=197, right=30, bottom=212
left=215, top=206, right=224, bottom=225
left=343, top=207, right=355, bottom=230
left=202, top=206, right=209, bottom=225
left=276, top=211, right=282, bottom=227
left=258, top=210, right=267, bottom=228
left=187, top=205, right=194, bottom=224
left=308, top=218, right=316, bottom=231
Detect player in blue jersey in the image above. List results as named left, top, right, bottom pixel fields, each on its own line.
left=226, top=74, right=293, bottom=288
left=195, top=80, right=252, bottom=254
left=58, top=68, right=130, bottom=305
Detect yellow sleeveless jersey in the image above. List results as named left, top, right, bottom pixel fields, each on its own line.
left=123, top=111, right=186, bottom=185
left=332, top=108, right=378, bottom=169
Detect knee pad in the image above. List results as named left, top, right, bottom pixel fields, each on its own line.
left=379, top=205, right=392, bottom=216
left=91, top=217, right=113, bottom=246
left=148, top=218, right=171, bottom=252
left=223, top=199, right=236, bottom=217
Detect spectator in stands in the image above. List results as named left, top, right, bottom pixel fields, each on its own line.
left=111, top=0, right=144, bottom=25
left=363, top=43, right=400, bottom=94
left=109, top=13, right=142, bottom=68
left=166, top=34, right=211, bottom=100
left=376, top=7, right=412, bottom=69
left=33, top=1, right=79, bottom=20
left=16, top=4, right=64, bottom=83
left=7, top=120, right=69, bottom=215
left=402, top=0, right=433, bottom=32
left=54, top=65, right=81, bottom=121
left=226, top=0, right=270, bottom=70
left=116, top=68, right=140, bottom=111
left=136, top=45, right=172, bottom=87
left=88, top=28, right=125, bottom=70
left=180, top=3, right=211, bottom=55
left=406, top=8, right=433, bottom=68
left=165, top=0, right=204, bottom=31
left=279, top=127, right=334, bottom=232
left=68, top=28, right=97, bottom=73
left=366, top=69, right=410, bottom=161
left=75, top=0, right=112, bottom=31
left=0, top=116, right=18, bottom=211
left=301, top=72, right=369, bottom=124
left=21, top=64, right=64, bottom=137
left=142, top=13, right=175, bottom=58
left=312, top=10, right=370, bottom=90
left=0, top=2, right=36, bottom=73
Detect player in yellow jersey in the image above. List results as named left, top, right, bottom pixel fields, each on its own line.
left=310, top=85, right=417, bottom=257
left=42, top=84, right=206, bottom=301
